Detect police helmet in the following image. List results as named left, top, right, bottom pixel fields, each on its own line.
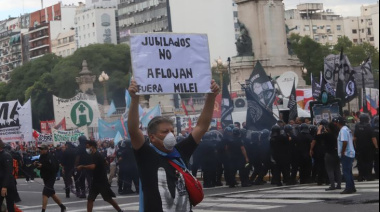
left=300, top=123, right=310, bottom=134
left=4, top=144, right=12, bottom=151
left=359, top=113, right=370, bottom=124
left=284, top=125, right=293, bottom=134
left=240, top=128, right=248, bottom=137
left=261, top=129, right=270, bottom=139
left=319, top=119, right=329, bottom=127
left=271, top=125, right=281, bottom=137
left=251, top=131, right=261, bottom=142
left=78, top=135, right=88, bottom=144
left=233, top=127, right=241, bottom=136
left=309, top=125, right=318, bottom=136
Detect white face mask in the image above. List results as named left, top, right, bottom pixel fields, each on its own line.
left=86, top=148, right=92, bottom=154
left=162, top=132, right=177, bottom=151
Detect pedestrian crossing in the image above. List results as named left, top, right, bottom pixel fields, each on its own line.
left=188, top=181, right=379, bottom=212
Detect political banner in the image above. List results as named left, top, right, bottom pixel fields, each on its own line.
left=53, top=93, right=101, bottom=129
left=353, top=59, right=375, bottom=89
left=98, top=118, right=125, bottom=140
left=0, top=99, right=33, bottom=142
left=312, top=102, right=341, bottom=124
left=324, top=54, right=354, bottom=87
left=248, top=61, right=276, bottom=109
left=52, top=127, right=88, bottom=144
left=130, top=33, right=212, bottom=95
left=40, top=120, right=55, bottom=134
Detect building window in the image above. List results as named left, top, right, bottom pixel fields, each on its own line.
left=337, top=25, right=342, bottom=31
left=368, top=28, right=372, bottom=35
left=370, top=37, right=375, bottom=41
left=352, top=29, right=357, bottom=34
left=69, top=36, right=74, bottom=42
left=63, top=38, right=68, bottom=43
left=314, top=35, right=320, bottom=41
left=93, top=23, right=95, bottom=27
left=329, top=35, right=333, bottom=41
left=326, top=25, right=331, bottom=33
left=353, top=39, right=358, bottom=43
left=58, top=39, right=61, bottom=44
left=305, top=25, right=310, bottom=31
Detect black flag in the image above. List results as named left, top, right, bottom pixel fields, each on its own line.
left=311, top=72, right=322, bottom=99
left=354, top=58, right=375, bottom=89
left=288, top=79, right=298, bottom=121
left=248, top=61, right=276, bottom=110
left=345, top=72, right=358, bottom=104
left=322, top=75, right=336, bottom=97
left=246, top=88, right=277, bottom=131
left=336, top=49, right=347, bottom=103
left=221, top=77, right=234, bottom=128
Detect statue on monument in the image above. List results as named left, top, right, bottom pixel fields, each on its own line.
left=235, top=21, right=254, bottom=57
left=286, top=24, right=298, bottom=55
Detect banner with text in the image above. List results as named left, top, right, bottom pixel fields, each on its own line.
left=52, top=126, right=88, bottom=144
left=53, top=93, right=101, bottom=129
left=40, top=120, right=55, bottom=134
left=0, top=99, right=33, bottom=142
left=130, top=33, right=212, bottom=94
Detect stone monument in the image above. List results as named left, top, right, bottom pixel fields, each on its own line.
left=231, top=0, right=305, bottom=94
left=76, top=60, right=96, bottom=94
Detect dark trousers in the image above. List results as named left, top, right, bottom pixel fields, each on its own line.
left=215, top=159, right=224, bottom=184
left=357, top=149, right=375, bottom=180
left=227, top=159, right=248, bottom=185
left=273, top=162, right=290, bottom=185
left=23, top=165, right=35, bottom=181
left=0, top=186, right=15, bottom=212
left=325, top=153, right=342, bottom=188
left=374, top=152, right=379, bottom=179
left=118, top=167, right=139, bottom=192
left=314, top=154, right=327, bottom=184
left=299, top=156, right=312, bottom=184
left=290, top=154, right=299, bottom=182
left=203, top=164, right=217, bottom=187
left=75, top=170, right=92, bottom=194
left=63, top=167, right=74, bottom=195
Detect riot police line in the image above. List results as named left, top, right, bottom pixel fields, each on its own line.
left=1, top=112, right=379, bottom=211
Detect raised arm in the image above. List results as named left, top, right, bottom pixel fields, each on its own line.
left=192, top=80, right=220, bottom=144
left=128, top=80, right=146, bottom=150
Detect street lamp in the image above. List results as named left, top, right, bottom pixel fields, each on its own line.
left=212, top=58, right=228, bottom=95
left=99, top=71, right=110, bottom=106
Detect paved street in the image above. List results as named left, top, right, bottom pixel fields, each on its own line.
left=15, top=179, right=379, bottom=212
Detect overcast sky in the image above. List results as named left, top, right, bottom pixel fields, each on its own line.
left=0, top=0, right=378, bottom=22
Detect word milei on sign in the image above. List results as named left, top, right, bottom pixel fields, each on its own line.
left=130, top=33, right=212, bottom=95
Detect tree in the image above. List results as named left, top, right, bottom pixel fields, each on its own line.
left=288, top=34, right=332, bottom=84
left=2, top=44, right=132, bottom=130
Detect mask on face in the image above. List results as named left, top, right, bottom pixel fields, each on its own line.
left=86, top=148, right=92, bottom=154
left=161, top=132, right=177, bottom=151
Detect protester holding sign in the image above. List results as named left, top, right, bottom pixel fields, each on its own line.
left=128, top=79, right=219, bottom=211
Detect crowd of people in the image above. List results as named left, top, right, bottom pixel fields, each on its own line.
left=1, top=107, right=379, bottom=211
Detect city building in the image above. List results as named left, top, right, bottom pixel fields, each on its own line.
left=51, top=30, right=76, bottom=57
left=117, top=0, right=237, bottom=63
left=0, top=18, right=24, bottom=82
left=74, top=0, right=118, bottom=48
left=285, top=3, right=345, bottom=45
left=28, top=3, right=76, bottom=60
left=343, top=2, right=379, bottom=48
left=285, top=2, right=379, bottom=48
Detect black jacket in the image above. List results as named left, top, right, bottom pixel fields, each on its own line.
left=0, top=150, right=15, bottom=188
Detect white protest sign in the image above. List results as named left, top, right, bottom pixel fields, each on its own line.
left=130, top=33, right=212, bottom=95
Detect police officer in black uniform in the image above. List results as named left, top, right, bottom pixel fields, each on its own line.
left=246, top=131, right=261, bottom=183
left=117, top=140, right=139, bottom=194
left=310, top=124, right=327, bottom=185
left=296, top=124, right=313, bottom=184
left=200, top=132, right=218, bottom=188
left=285, top=124, right=298, bottom=185
left=354, top=114, right=379, bottom=181
left=270, top=125, right=291, bottom=186
left=256, top=129, right=271, bottom=185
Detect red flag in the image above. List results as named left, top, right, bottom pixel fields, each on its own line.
left=188, top=97, right=196, bottom=113
left=212, top=94, right=222, bottom=118
left=181, top=100, right=189, bottom=116
left=54, top=118, right=66, bottom=131
left=188, top=118, right=193, bottom=133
